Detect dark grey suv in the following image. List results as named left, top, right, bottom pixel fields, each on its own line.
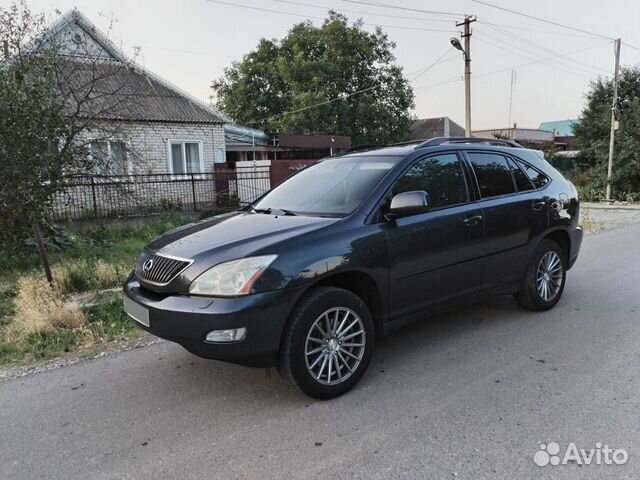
left=124, top=137, right=583, bottom=398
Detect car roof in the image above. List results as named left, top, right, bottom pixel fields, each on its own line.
left=334, top=139, right=555, bottom=177
left=346, top=145, right=416, bottom=157
left=342, top=142, right=538, bottom=159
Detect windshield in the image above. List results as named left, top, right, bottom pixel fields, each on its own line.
left=253, top=155, right=400, bottom=217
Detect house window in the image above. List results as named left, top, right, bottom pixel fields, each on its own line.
left=90, top=140, right=128, bottom=176
left=169, top=141, right=202, bottom=174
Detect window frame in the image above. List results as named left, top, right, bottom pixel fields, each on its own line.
left=510, top=156, right=551, bottom=191
left=374, top=151, right=472, bottom=220
left=506, top=156, right=536, bottom=193
left=167, top=139, right=204, bottom=178
left=87, top=138, right=132, bottom=178
left=464, top=151, right=520, bottom=200
left=462, top=150, right=551, bottom=200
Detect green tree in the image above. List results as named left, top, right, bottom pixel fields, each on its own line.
left=573, top=66, right=640, bottom=195
left=0, top=2, right=136, bottom=245
left=0, top=3, right=75, bottom=244
left=212, top=12, right=414, bottom=145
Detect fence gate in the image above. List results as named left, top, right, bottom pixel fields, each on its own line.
left=236, top=160, right=272, bottom=205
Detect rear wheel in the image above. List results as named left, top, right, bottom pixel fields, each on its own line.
left=515, top=239, right=566, bottom=311
left=279, top=287, right=374, bottom=399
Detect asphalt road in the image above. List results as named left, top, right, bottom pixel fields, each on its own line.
left=2, top=224, right=639, bottom=480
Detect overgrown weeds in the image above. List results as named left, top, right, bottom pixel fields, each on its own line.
left=0, top=212, right=194, bottom=366
left=8, top=276, right=85, bottom=339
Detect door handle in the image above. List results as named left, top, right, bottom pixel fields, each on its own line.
left=532, top=200, right=546, bottom=211
left=463, top=214, right=483, bottom=226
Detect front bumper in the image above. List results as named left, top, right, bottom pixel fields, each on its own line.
left=123, top=277, right=305, bottom=367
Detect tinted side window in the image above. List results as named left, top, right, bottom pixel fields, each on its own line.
left=393, top=154, right=468, bottom=209
left=508, top=158, right=534, bottom=192
left=468, top=153, right=516, bottom=198
left=516, top=159, right=550, bottom=188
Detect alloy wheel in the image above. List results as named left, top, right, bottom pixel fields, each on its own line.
left=536, top=251, right=563, bottom=302
left=304, top=307, right=366, bottom=386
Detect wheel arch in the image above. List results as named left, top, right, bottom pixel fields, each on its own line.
left=541, top=228, right=571, bottom=264
left=286, top=270, right=384, bottom=339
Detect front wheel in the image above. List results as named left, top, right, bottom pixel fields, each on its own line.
left=515, top=239, right=567, bottom=311
left=279, top=287, right=374, bottom=399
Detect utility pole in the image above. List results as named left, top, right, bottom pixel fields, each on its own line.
left=456, top=16, right=476, bottom=136
left=2, top=40, right=9, bottom=60
left=508, top=69, right=516, bottom=133
left=606, top=38, right=621, bottom=201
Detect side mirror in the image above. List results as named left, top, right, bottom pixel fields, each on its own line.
left=388, top=191, right=431, bottom=218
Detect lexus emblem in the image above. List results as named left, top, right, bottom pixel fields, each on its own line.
left=142, top=258, right=154, bottom=273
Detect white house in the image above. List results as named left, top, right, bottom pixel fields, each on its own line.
left=45, top=9, right=227, bottom=177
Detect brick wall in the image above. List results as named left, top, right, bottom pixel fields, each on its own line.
left=78, top=120, right=226, bottom=174
left=59, top=121, right=227, bottom=219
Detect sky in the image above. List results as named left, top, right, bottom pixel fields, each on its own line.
left=5, top=0, right=640, bottom=130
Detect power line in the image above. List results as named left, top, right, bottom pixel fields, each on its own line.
left=414, top=41, right=612, bottom=90
left=480, top=21, right=600, bottom=39
left=409, top=47, right=454, bottom=81
left=473, top=34, right=598, bottom=79
left=406, top=54, right=458, bottom=76
left=476, top=26, right=608, bottom=77
left=471, top=0, right=614, bottom=41
left=274, top=0, right=455, bottom=23
left=413, top=76, right=465, bottom=91
left=623, top=42, right=640, bottom=53
left=341, top=0, right=462, bottom=17
left=204, top=0, right=458, bottom=32
left=267, top=84, right=378, bottom=121
left=480, top=21, right=610, bottom=74
left=474, top=41, right=612, bottom=79
left=266, top=49, right=457, bottom=122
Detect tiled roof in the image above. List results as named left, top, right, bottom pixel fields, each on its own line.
left=43, top=10, right=223, bottom=124
left=60, top=58, right=223, bottom=123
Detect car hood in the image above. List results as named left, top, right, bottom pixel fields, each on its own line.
left=147, top=212, right=339, bottom=263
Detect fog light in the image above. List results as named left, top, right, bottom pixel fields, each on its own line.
left=205, top=328, right=247, bottom=343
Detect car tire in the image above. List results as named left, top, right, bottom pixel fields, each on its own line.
left=515, top=239, right=567, bottom=311
left=278, top=286, right=374, bottom=399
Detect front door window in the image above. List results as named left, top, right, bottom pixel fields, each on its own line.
left=393, top=153, right=469, bottom=209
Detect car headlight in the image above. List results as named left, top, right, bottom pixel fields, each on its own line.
left=189, top=255, right=277, bottom=296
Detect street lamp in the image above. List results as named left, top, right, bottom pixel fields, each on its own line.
left=450, top=37, right=465, bottom=55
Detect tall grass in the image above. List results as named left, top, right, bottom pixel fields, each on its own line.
left=0, top=212, right=194, bottom=365
left=7, top=276, right=85, bottom=339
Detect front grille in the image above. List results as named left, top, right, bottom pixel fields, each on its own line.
left=135, top=250, right=192, bottom=286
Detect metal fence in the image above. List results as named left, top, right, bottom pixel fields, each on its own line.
left=52, top=167, right=272, bottom=221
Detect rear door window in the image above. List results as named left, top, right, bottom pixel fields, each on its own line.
left=468, top=153, right=516, bottom=199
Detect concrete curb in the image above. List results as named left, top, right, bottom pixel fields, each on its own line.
left=582, top=202, right=640, bottom=211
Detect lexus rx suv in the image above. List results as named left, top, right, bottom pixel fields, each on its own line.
left=124, top=137, right=583, bottom=399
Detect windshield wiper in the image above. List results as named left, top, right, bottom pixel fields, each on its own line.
left=275, top=208, right=298, bottom=216
left=249, top=206, right=272, bottom=214
left=250, top=206, right=298, bottom=216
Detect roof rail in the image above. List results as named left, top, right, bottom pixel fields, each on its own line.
left=416, top=137, right=524, bottom=149
left=386, top=139, right=426, bottom=147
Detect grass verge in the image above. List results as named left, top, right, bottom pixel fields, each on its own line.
left=0, top=292, right=142, bottom=366
left=0, top=211, right=195, bottom=367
